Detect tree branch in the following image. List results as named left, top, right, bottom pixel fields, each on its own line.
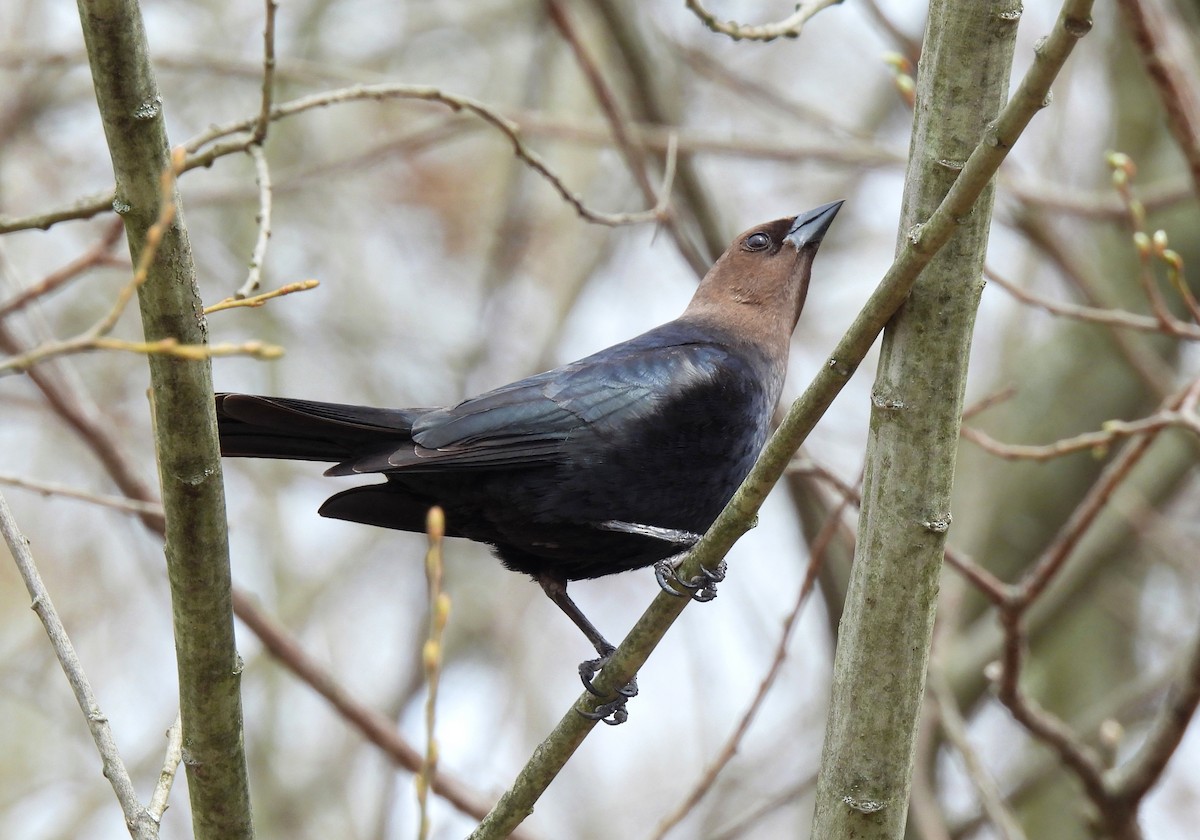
left=74, top=1, right=253, bottom=836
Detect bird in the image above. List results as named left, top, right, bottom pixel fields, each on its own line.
left=217, top=200, right=842, bottom=723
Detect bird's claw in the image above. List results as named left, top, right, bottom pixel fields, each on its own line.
left=654, top=557, right=727, bottom=601
left=579, top=696, right=630, bottom=726
left=577, top=651, right=638, bottom=725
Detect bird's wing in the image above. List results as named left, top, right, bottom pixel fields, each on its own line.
left=343, top=340, right=731, bottom=475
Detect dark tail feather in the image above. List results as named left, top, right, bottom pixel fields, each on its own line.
left=216, top=393, right=427, bottom=463
left=318, top=483, right=466, bottom=536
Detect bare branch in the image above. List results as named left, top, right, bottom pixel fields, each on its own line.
left=0, top=218, right=125, bottom=318
left=0, top=472, right=165, bottom=518
left=930, top=667, right=1027, bottom=840
left=1116, top=0, right=1200, bottom=195
left=986, top=264, right=1200, bottom=339
left=684, top=0, right=843, bottom=43
left=236, top=143, right=273, bottom=298
left=0, top=491, right=159, bottom=840
left=148, top=715, right=184, bottom=826
left=1106, top=623, right=1200, bottom=806
left=205, top=279, right=319, bottom=314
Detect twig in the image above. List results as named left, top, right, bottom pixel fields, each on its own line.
left=0, top=324, right=165, bottom=534
left=1110, top=151, right=1200, bottom=337
left=684, top=0, right=843, bottom=42
left=0, top=106, right=899, bottom=236
left=929, top=667, right=1027, bottom=840
left=416, top=508, right=450, bottom=840
left=1010, top=378, right=1200, bottom=605
left=0, top=217, right=125, bottom=318
left=1004, top=174, right=1192, bottom=220
left=1106, top=620, right=1200, bottom=806
left=993, top=605, right=1118, bottom=831
left=962, top=405, right=1199, bottom=463
left=0, top=150, right=283, bottom=374
left=962, top=385, right=1018, bottom=420
left=0, top=472, right=165, bottom=517
left=148, top=715, right=184, bottom=825
left=237, top=0, right=278, bottom=297
left=0, top=490, right=159, bottom=840
left=1, top=334, right=283, bottom=375
left=205, top=279, right=319, bottom=314
left=545, top=0, right=702, bottom=273
left=1116, top=0, right=1200, bottom=196
left=237, top=144, right=273, bottom=298
left=252, top=0, right=277, bottom=145
left=985, top=264, right=1200, bottom=339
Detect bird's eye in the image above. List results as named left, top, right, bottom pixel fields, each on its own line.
left=743, top=232, right=772, bottom=252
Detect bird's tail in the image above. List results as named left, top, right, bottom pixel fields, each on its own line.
left=216, top=393, right=426, bottom=463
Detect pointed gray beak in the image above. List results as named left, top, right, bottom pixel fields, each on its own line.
left=785, top=200, right=844, bottom=249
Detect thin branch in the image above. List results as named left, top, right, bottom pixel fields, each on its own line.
left=148, top=715, right=184, bottom=825
left=684, top=0, right=842, bottom=43
left=546, top=0, right=705, bottom=274
left=1116, top=0, right=1200, bottom=196
left=1, top=334, right=284, bottom=375
left=236, top=0, right=278, bottom=297
left=1013, top=380, right=1199, bottom=605
left=252, top=0, right=278, bottom=145
left=1106, top=620, right=1200, bottom=805
left=237, top=144, right=273, bottom=298
left=0, top=151, right=282, bottom=375
left=0, top=104, right=898, bottom=236
left=205, top=279, right=319, bottom=314
left=0, top=218, right=125, bottom=318
left=962, top=384, right=1018, bottom=420
left=986, top=265, right=1200, bottom=339
left=994, top=605, right=1111, bottom=811
left=929, top=667, right=1027, bottom=840
left=0, top=472, right=165, bottom=518
left=187, top=84, right=674, bottom=228
left=0, top=324, right=165, bottom=534
left=962, top=405, right=1200, bottom=463
left=0, top=491, right=159, bottom=840
left=416, top=509, right=449, bottom=840
left=1004, top=175, right=1192, bottom=220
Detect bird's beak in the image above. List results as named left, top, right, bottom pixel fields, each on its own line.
left=785, top=200, right=844, bottom=250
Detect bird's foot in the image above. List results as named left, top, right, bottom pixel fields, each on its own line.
left=577, top=649, right=638, bottom=726
left=655, top=556, right=727, bottom=602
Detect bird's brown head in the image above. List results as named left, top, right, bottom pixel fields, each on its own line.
left=683, top=200, right=842, bottom=351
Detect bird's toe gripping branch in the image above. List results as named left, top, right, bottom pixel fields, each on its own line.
left=655, top=556, right=727, bottom=602
left=577, top=648, right=639, bottom=726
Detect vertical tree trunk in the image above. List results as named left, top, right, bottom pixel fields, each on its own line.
left=75, top=1, right=254, bottom=837
left=810, top=2, right=1020, bottom=837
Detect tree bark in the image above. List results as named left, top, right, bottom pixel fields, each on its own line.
left=810, top=1, right=1020, bottom=836
left=75, top=1, right=254, bottom=837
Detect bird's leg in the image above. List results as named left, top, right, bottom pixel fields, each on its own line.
left=654, top=555, right=727, bottom=602
left=535, top=570, right=638, bottom=725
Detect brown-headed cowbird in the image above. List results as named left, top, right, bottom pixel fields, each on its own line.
left=217, top=201, right=841, bottom=722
